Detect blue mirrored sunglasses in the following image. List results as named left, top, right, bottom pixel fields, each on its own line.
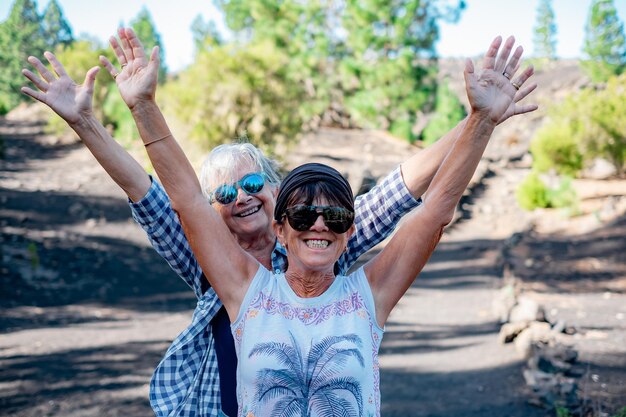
left=210, top=172, right=267, bottom=205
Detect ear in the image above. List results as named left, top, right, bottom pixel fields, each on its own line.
left=273, top=219, right=286, bottom=248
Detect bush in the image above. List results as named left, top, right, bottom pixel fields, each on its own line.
left=516, top=172, right=579, bottom=211
left=530, top=74, right=626, bottom=177
left=516, top=171, right=550, bottom=210
left=159, top=41, right=305, bottom=152
left=530, top=119, right=584, bottom=177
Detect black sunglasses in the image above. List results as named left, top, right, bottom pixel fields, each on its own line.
left=283, top=205, right=354, bottom=234
left=210, top=172, right=267, bottom=205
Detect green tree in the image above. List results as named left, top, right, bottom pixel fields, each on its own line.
left=130, top=7, right=167, bottom=81
left=0, top=0, right=46, bottom=113
left=216, top=0, right=339, bottom=123
left=41, top=0, right=73, bottom=51
left=581, top=0, right=626, bottom=83
left=533, top=0, right=557, bottom=60
left=215, top=0, right=466, bottom=141
left=191, top=14, right=222, bottom=53
left=341, top=0, right=465, bottom=141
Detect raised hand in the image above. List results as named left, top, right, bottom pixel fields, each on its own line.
left=100, top=27, right=159, bottom=110
left=464, top=36, right=537, bottom=124
left=21, top=52, right=99, bottom=125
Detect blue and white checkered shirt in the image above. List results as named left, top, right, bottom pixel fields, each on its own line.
left=130, top=166, right=420, bottom=417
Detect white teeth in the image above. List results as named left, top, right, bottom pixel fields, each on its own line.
left=306, top=240, right=329, bottom=249
left=237, top=206, right=261, bottom=217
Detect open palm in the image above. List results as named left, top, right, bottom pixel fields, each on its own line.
left=21, top=52, right=98, bottom=125
left=464, top=36, right=536, bottom=124
left=100, top=27, right=159, bottom=110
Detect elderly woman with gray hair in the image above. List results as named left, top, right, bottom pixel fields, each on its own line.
left=22, top=26, right=536, bottom=416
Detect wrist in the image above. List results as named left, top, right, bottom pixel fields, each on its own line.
left=468, top=109, right=497, bottom=130
left=70, top=113, right=99, bottom=133
left=129, top=97, right=158, bottom=115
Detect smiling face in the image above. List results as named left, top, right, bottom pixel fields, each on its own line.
left=274, top=195, right=354, bottom=275
left=210, top=160, right=278, bottom=241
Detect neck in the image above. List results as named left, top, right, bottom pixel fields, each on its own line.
left=235, top=230, right=276, bottom=270
left=284, top=268, right=336, bottom=298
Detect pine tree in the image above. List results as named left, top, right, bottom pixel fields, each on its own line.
left=130, top=7, right=167, bottom=80
left=190, top=14, right=222, bottom=53
left=0, top=0, right=46, bottom=113
left=42, top=0, right=73, bottom=50
left=533, top=0, right=557, bottom=60
left=582, top=0, right=626, bottom=83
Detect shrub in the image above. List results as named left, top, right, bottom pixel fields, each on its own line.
left=160, top=41, right=305, bottom=152
left=530, top=119, right=584, bottom=177
left=516, top=172, right=579, bottom=211
left=530, top=73, right=626, bottom=177
left=516, top=171, right=550, bottom=210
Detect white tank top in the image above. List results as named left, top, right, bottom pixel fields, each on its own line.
left=232, top=266, right=384, bottom=417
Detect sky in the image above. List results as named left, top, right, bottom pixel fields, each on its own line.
left=1, top=0, right=626, bottom=72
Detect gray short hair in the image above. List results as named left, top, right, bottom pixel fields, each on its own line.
left=199, top=142, right=282, bottom=199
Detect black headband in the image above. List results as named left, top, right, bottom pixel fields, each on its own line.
left=274, top=163, right=354, bottom=221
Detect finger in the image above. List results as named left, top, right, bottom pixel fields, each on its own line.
left=511, top=65, right=534, bottom=92
left=464, top=57, right=475, bottom=76
left=99, top=55, right=119, bottom=80
left=21, top=68, right=49, bottom=92
left=482, top=36, right=502, bottom=70
left=149, top=45, right=160, bottom=74
left=503, top=45, right=524, bottom=79
left=109, top=36, right=128, bottom=66
left=118, top=27, right=135, bottom=61
left=495, top=36, right=515, bottom=72
left=150, top=45, right=159, bottom=64
left=514, top=83, right=537, bottom=103
left=515, top=103, right=539, bottom=115
left=83, top=66, right=100, bottom=93
left=125, top=27, right=146, bottom=62
left=21, top=86, right=46, bottom=103
left=44, top=51, right=68, bottom=78
left=27, top=55, right=56, bottom=83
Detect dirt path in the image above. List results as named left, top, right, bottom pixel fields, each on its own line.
left=1, top=113, right=624, bottom=417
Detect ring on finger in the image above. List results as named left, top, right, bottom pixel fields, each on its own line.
left=511, top=81, right=521, bottom=90
left=121, top=63, right=128, bottom=68
left=503, top=71, right=512, bottom=80
left=113, top=72, right=119, bottom=79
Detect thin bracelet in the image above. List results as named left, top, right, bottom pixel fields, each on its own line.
left=144, top=133, right=172, bottom=146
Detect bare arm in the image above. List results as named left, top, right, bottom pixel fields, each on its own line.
left=365, top=36, right=533, bottom=327
left=21, top=52, right=151, bottom=201
left=100, top=27, right=257, bottom=320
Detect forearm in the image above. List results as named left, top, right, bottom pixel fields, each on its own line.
left=70, top=115, right=151, bottom=201
left=422, top=112, right=495, bottom=224
left=128, top=100, right=255, bottom=314
left=400, top=117, right=467, bottom=198
left=128, top=100, right=201, bottom=210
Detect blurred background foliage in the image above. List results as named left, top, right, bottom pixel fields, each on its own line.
left=1, top=0, right=626, bottom=212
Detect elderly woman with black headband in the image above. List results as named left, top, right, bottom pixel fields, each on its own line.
left=22, top=24, right=536, bottom=414
left=103, top=33, right=531, bottom=415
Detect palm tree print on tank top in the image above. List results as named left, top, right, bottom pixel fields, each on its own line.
left=249, top=331, right=364, bottom=417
